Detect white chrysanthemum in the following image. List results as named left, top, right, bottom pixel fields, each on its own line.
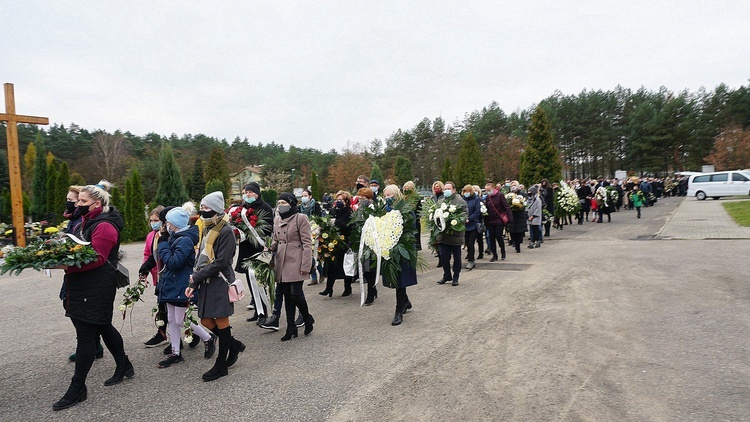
left=451, top=219, right=457, bottom=226
left=118, top=304, right=127, bottom=311
left=440, top=203, right=448, bottom=210
left=449, top=205, right=456, bottom=213
left=443, top=211, right=449, bottom=218
left=184, top=335, right=193, bottom=344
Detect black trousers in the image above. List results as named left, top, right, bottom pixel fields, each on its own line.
left=70, top=318, right=126, bottom=386
left=487, top=224, right=506, bottom=258
left=510, top=232, right=525, bottom=252
left=439, top=244, right=462, bottom=281
left=464, top=229, right=477, bottom=261
left=396, top=287, right=410, bottom=311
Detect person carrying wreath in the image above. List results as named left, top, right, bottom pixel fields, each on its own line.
left=319, top=190, right=354, bottom=297
left=54, top=183, right=132, bottom=411
left=186, top=191, right=244, bottom=382
left=382, top=185, right=418, bottom=325
left=436, top=181, right=467, bottom=286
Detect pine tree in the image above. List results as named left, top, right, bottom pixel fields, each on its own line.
left=128, top=169, right=148, bottom=241
left=454, top=132, right=485, bottom=188
left=45, top=159, right=58, bottom=221
left=370, top=163, right=384, bottom=185
left=204, top=147, right=230, bottom=199
left=188, top=158, right=205, bottom=201
left=520, top=106, right=562, bottom=187
left=441, top=158, right=454, bottom=182
left=394, top=156, right=413, bottom=186
left=55, top=161, right=71, bottom=218
left=155, top=144, right=188, bottom=206
left=310, top=171, right=322, bottom=200
left=124, top=178, right=134, bottom=242
left=31, top=136, right=48, bottom=219
left=23, top=142, right=36, bottom=190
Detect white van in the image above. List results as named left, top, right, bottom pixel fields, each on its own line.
left=688, top=170, right=750, bottom=200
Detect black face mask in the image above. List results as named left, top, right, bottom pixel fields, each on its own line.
left=200, top=210, right=217, bottom=219
left=77, top=205, right=91, bottom=217
left=356, top=183, right=365, bottom=191
left=65, top=201, right=76, bottom=214
left=335, top=201, right=345, bottom=209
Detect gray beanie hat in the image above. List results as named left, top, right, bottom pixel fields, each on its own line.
left=201, top=191, right=225, bottom=214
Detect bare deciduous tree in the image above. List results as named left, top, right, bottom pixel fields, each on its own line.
left=93, top=133, right=129, bottom=182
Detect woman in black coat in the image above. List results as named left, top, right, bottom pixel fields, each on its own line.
left=506, top=204, right=528, bottom=253
left=319, top=190, right=354, bottom=297
left=54, top=183, right=131, bottom=411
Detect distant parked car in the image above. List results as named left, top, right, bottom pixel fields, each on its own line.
left=688, top=170, right=750, bottom=200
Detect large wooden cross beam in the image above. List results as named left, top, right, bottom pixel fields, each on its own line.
left=0, top=83, right=49, bottom=247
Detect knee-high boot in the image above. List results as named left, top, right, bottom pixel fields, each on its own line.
left=203, top=327, right=230, bottom=382
left=226, top=326, right=245, bottom=368
left=319, top=278, right=334, bottom=297
left=364, top=277, right=377, bottom=305
left=342, top=277, right=353, bottom=297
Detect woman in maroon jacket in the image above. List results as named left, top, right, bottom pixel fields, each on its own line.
left=483, top=182, right=513, bottom=261
left=54, top=183, right=132, bottom=411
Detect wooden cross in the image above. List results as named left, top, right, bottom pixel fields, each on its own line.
left=1, top=83, right=49, bottom=247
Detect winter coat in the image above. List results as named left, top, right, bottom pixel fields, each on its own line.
left=190, top=221, right=236, bottom=319
left=157, top=225, right=199, bottom=305
left=484, top=191, right=513, bottom=226
left=507, top=208, right=528, bottom=234
left=436, top=194, right=467, bottom=246
left=271, top=212, right=312, bottom=283
left=65, top=207, right=124, bottom=325
left=541, top=186, right=555, bottom=214
left=463, top=194, right=481, bottom=232
left=326, top=205, right=353, bottom=280
left=527, top=196, right=542, bottom=226
left=235, top=200, right=275, bottom=272
left=142, top=230, right=159, bottom=285
left=630, top=191, right=645, bottom=207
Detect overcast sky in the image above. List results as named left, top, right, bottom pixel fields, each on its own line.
left=3, top=1, right=749, bottom=151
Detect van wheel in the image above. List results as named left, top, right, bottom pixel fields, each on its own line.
left=712, top=197, right=720, bottom=200
left=696, top=191, right=707, bottom=200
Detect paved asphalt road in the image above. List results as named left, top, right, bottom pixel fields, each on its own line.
left=0, top=196, right=748, bottom=421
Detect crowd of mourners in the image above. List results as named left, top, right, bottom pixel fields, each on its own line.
left=49, top=172, right=680, bottom=411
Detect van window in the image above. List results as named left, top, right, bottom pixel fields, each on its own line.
left=732, top=173, right=749, bottom=182
left=711, top=173, right=728, bottom=182
left=693, top=175, right=709, bottom=183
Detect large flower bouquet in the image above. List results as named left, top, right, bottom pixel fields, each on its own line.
left=595, top=186, right=609, bottom=209
left=607, top=187, right=620, bottom=204
left=311, top=215, right=347, bottom=267
left=350, top=198, right=426, bottom=291
left=555, top=181, right=581, bottom=217
left=427, top=200, right=466, bottom=235
left=228, top=206, right=270, bottom=247
left=506, top=193, right=528, bottom=211
left=0, top=235, right=98, bottom=276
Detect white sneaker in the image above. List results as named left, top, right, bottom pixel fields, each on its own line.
left=246, top=303, right=255, bottom=310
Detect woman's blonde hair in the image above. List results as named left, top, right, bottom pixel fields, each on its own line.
left=432, top=181, right=444, bottom=191
left=402, top=181, right=416, bottom=192
left=68, top=185, right=82, bottom=194
left=335, top=190, right=352, bottom=204
left=80, top=180, right=113, bottom=212
left=383, top=184, right=403, bottom=201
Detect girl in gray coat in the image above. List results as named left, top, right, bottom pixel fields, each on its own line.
left=527, top=186, right=543, bottom=248
left=186, top=191, right=244, bottom=382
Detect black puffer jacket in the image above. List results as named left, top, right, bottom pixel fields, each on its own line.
left=65, top=207, right=124, bottom=325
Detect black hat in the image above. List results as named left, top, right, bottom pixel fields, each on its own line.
left=243, top=182, right=261, bottom=197
left=278, top=192, right=297, bottom=207
left=158, top=206, right=176, bottom=223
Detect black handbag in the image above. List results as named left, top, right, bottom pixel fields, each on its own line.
left=109, top=260, right=130, bottom=288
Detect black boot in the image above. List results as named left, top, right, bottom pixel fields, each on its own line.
left=342, top=279, right=352, bottom=297
left=203, top=327, right=231, bottom=382
left=319, top=278, right=334, bottom=297
left=225, top=332, right=246, bottom=368
left=364, top=281, right=377, bottom=305
left=103, top=355, right=134, bottom=386
left=391, top=310, right=404, bottom=326
left=280, top=326, right=298, bottom=341
left=52, top=379, right=87, bottom=411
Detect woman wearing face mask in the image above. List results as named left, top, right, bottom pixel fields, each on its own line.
left=431, top=181, right=444, bottom=202
left=461, top=185, right=481, bottom=270
left=156, top=207, right=217, bottom=368
left=234, top=183, right=274, bottom=325
left=270, top=193, right=315, bottom=341
left=319, top=191, right=354, bottom=297
left=353, top=188, right=378, bottom=304
left=381, top=185, right=418, bottom=325
left=61, top=185, right=104, bottom=363
left=139, top=206, right=169, bottom=349
left=53, top=182, right=131, bottom=411
left=483, top=181, right=512, bottom=262
left=186, top=191, right=244, bottom=382
left=299, top=189, right=323, bottom=286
